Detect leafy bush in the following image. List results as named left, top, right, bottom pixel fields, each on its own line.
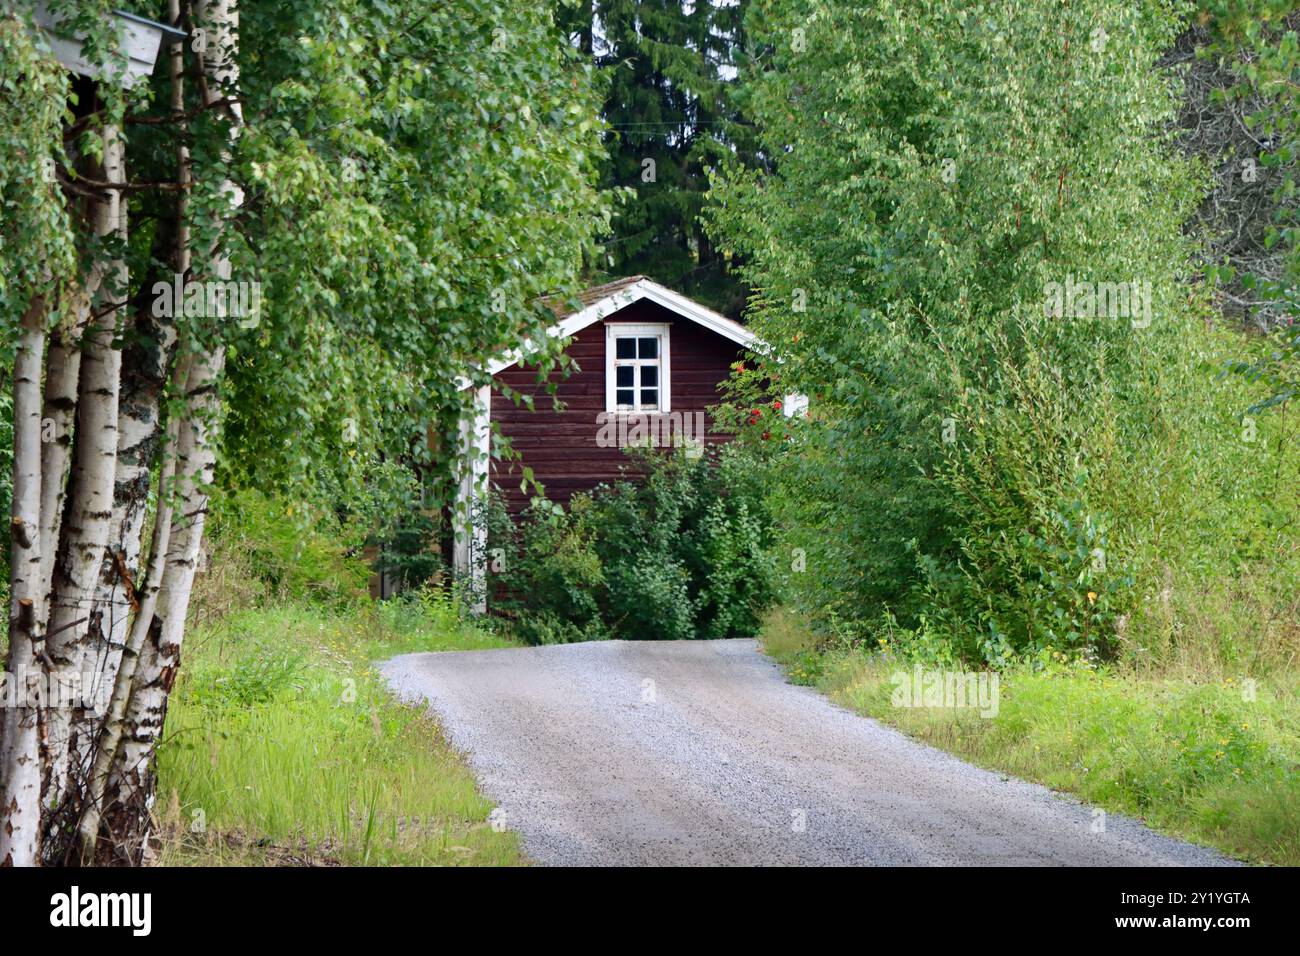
left=481, top=494, right=607, bottom=644
left=486, top=445, right=776, bottom=642
left=374, top=510, right=447, bottom=594
left=605, top=554, right=697, bottom=642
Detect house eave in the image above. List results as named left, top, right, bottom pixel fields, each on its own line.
left=32, top=3, right=187, bottom=89
left=458, top=278, right=761, bottom=389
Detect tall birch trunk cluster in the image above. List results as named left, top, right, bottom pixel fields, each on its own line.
left=0, top=0, right=242, bottom=867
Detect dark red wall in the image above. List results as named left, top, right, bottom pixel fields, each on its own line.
left=490, top=299, right=743, bottom=514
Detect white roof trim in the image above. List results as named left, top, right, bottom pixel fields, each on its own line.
left=480, top=278, right=760, bottom=380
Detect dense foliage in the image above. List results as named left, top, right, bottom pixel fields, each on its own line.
left=203, top=490, right=371, bottom=609
left=217, top=0, right=612, bottom=523
left=706, top=0, right=1299, bottom=665
left=1, top=0, right=613, bottom=557
left=0, top=11, right=74, bottom=320
left=0, top=11, right=75, bottom=569
left=485, top=446, right=775, bottom=643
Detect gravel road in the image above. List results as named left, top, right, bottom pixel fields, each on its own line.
left=380, top=639, right=1233, bottom=866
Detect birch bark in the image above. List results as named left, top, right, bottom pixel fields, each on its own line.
left=74, top=394, right=183, bottom=864
left=101, top=0, right=242, bottom=861
left=36, top=288, right=97, bottom=623
left=80, top=0, right=192, bottom=731
left=62, top=5, right=194, bottom=861
left=0, top=298, right=48, bottom=867
left=43, top=123, right=126, bottom=817
left=55, top=5, right=191, bottom=842
left=100, top=347, right=223, bottom=859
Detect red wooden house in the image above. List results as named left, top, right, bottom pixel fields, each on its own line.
left=453, top=276, right=803, bottom=604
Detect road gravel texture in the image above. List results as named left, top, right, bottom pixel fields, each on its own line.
left=380, top=639, right=1233, bottom=866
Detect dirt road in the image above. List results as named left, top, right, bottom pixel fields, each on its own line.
left=380, top=639, right=1232, bottom=866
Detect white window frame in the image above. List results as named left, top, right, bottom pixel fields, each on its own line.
left=605, top=322, right=671, bottom=414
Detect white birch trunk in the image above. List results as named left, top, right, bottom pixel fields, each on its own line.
left=46, top=326, right=178, bottom=863
left=0, top=298, right=47, bottom=867
left=65, top=6, right=191, bottom=833
left=102, top=348, right=224, bottom=857
left=101, top=0, right=242, bottom=860
left=74, top=393, right=184, bottom=863
left=43, top=123, right=126, bottom=816
left=73, top=288, right=180, bottom=760
left=80, top=0, right=192, bottom=730
left=35, top=158, right=113, bottom=655
left=36, top=289, right=98, bottom=620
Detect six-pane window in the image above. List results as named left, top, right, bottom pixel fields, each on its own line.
left=611, top=332, right=664, bottom=411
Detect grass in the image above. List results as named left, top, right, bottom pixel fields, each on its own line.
left=155, top=590, right=524, bottom=866
left=760, top=607, right=1300, bottom=866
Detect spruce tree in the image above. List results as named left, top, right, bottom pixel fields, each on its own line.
left=560, top=0, right=753, bottom=315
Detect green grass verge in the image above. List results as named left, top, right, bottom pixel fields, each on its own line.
left=761, top=609, right=1300, bottom=866
left=156, top=592, right=523, bottom=866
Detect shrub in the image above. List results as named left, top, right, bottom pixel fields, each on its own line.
left=486, top=444, right=776, bottom=642
left=605, top=553, right=697, bottom=642
left=481, top=495, right=606, bottom=643
left=372, top=508, right=444, bottom=595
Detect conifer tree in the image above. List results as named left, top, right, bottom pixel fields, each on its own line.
left=560, top=0, right=754, bottom=315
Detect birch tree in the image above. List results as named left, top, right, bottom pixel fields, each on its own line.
left=0, top=0, right=244, bottom=866
left=96, top=0, right=241, bottom=846
left=0, top=11, right=75, bottom=869
left=1, top=0, right=609, bottom=865
left=42, top=120, right=125, bottom=819
left=704, top=0, right=1207, bottom=662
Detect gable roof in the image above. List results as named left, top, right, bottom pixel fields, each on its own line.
left=543, top=275, right=649, bottom=318
left=484, top=276, right=759, bottom=378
